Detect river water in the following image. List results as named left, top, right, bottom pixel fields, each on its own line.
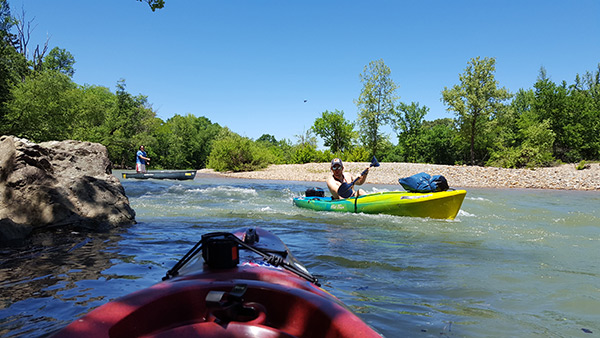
left=1, top=172, right=599, bottom=337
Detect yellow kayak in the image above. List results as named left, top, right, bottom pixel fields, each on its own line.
left=293, top=190, right=467, bottom=220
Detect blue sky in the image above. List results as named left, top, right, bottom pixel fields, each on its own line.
left=8, top=0, right=600, bottom=143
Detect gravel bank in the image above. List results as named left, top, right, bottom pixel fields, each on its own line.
left=198, top=162, right=600, bottom=191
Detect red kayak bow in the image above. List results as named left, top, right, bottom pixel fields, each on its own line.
left=52, top=227, right=382, bottom=338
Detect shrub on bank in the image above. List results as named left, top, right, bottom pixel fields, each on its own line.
left=208, top=129, right=274, bottom=172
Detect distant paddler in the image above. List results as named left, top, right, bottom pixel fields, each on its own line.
left=136, top=145, right=150, bottom=173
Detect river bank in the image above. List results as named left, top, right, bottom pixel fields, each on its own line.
left=198, top=162, right=600, bottom=190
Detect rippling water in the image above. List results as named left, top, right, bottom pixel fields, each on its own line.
left=1, top=172, right=599, bottom=337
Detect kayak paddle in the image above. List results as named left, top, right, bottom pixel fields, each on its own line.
left=337, top=156, right=380, bottom=199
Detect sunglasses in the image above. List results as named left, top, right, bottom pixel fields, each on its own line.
left=332, top=165, right=342, bottom=170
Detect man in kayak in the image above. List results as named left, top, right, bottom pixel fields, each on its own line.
left=326, top=158, right=368, bottom=199
left=136, top=145, right=151, bottom=173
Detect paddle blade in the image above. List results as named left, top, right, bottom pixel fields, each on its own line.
left=370, top=156, right=380, bottom=167
left=337, top=183, right=354, bottom=199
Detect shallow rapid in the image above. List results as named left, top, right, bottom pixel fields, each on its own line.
left=1, top=172, right=599, bottom=337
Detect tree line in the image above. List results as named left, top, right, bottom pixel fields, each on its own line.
left=1, top=1, right=599, bottom=172
left=349, top=58, right=600, bottom=168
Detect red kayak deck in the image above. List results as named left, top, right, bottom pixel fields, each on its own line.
left=53, top=228, right=381, bottom=338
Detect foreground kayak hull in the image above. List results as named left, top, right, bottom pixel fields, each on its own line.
left=293, top=190, right=467, bottom=220
left=122, top=170, right=196, bottom=180
left=52, top=227, right=381, bottom=338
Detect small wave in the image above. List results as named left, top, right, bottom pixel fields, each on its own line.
left=370, top=187, right=393, bottom=193
left=467, top=196, right=492, bottom=202
left=166, top=184, right=187, bottom=193
left=187, top=186, right=258, bottom=197
left=458, top=209, right=476, bottom=217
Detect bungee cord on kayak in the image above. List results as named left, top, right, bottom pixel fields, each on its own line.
left=164, top=229, right=320, bottom=286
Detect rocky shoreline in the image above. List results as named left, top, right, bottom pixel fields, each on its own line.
left=198, top=162, right=600, bottom=191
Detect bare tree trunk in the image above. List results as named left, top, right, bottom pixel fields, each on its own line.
left=13, top=8, right=50, bottom=79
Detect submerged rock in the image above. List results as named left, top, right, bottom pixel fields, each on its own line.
left=0, top=136, right=136, bottom=244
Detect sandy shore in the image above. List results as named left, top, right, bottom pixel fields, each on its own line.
left=198, top=162, right=600, bottom=191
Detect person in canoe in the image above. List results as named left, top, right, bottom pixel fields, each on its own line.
left=326, top=158, right=368, bottom=199
left=136, top=145, right=151, bottom=173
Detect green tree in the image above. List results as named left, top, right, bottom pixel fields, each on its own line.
left=485, top=89, right=531, bottom=165
left=138, top=0, right=165, bottom=11
left=256, top=134, right=277, bottom=145
left=442, top=56, right=512, bottom=165
left=344, top=145, right=371, bottom=162
left=0, top=29, right=17, bottom=132
left=101, top=79, right=156, bottom=168
left=290, top=143, right=319, bottom=164
left=208, top=128, right=273, bottom=172
left=584, top=64, right=600, bottom=109
left=289, top=128, right=321, bottom=164
left=70, top=84, right=116, bottom=142
left=294, top=128, right=317, bottom=149
left=532, top=68, right=571, bottom=159
left=529, top=66, right=600, bottom=162
left=43, top=47, right=75, bottom=77
left=311, top=109, right=355, bottom=154
left=511, top=88, right=537, bottom=144
left=161, top=114, right=198, bottom=168
left=390, top=102, right=428, bottom=162
left=487, top=118, right=555, bottom=168
left=574, top=65, right=600, bottom=159
left=356, top=59, right=398, bottom=158
left=420, top=118, right=458, bottom=165
left=562, top=69, right=600, bottom=161
left=193, top=116, right=222, bottom=168
left=256, top=134, right=292, bottom=164
left=0, top=0, right=27, bottom=133
left=487, top=87, right=558, bottom=168
left=159, top=114, right=221, bottom=169
left=5, top=70, right=78, bottom=141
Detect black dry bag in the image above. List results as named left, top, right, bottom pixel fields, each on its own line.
left=305, top=187, right=325, bottom=197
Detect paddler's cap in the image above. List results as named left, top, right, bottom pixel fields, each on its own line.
left=331, top=158, right=343, bottom=169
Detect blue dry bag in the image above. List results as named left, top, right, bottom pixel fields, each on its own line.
left=398, top=172, right=449, bottom=193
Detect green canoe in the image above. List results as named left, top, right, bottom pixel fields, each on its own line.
left=293, top=190, right=467, bottom=220
left=121, top=170, right=196, bottom=180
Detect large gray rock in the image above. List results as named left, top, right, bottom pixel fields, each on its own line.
left=0, top=136, right=136, bottom=243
